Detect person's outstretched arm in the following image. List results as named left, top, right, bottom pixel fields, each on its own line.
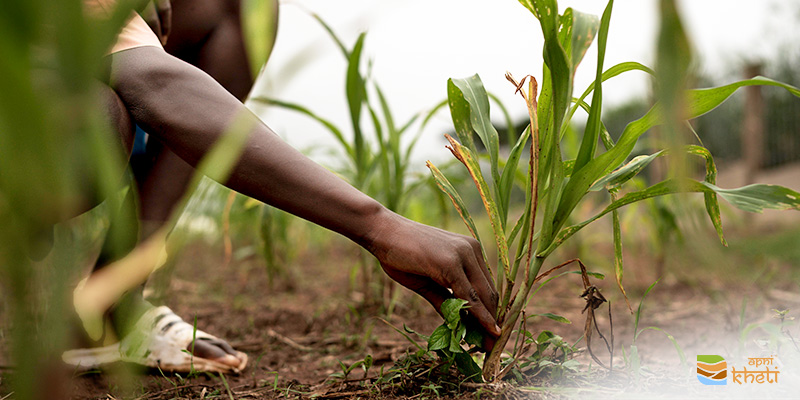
left=106, top=46, right=501, bottom=345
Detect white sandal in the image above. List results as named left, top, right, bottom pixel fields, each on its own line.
left=63, top=306, right=248, bottom=374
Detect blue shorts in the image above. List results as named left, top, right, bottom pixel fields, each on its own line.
left=132, top=125, right=147, bottom=156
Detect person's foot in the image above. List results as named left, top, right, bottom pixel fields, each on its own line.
left=65, top=295, right=247, bottom=373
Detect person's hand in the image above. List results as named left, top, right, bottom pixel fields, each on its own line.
left=364, top=211, right=500, bottom=350
left=141, top=0, right=172, bottom=45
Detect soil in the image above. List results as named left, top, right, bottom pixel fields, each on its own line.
left=2, top=216, right=800, bottom=399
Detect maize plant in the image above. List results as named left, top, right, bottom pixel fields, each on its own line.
left=426, top=0, right=800, bottom=382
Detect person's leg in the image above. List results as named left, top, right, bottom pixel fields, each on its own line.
left=87, top=1, right=256, bottom=365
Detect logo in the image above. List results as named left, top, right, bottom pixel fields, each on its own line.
left=697, top=355, right=727, bottom=385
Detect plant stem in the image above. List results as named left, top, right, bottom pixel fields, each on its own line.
left=482, top=256, right=545, bottom=381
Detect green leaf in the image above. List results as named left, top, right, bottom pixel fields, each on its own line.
left=549, top=77, right=800, bottom=253
left=241, top=0, right=279, bottom=77
left=445, top=136, right=510, bottom=278
left=447, top=79, right=477, bottom=152
left=687, top=76, right=800, bottom=118
left=449, top=323, right=466, bottom=353
left=633, top=279, right=658, bottom=339
left=610, top=191, right=631, bottom=312
left=442, top=298, right=469, bottom=330
left=517, top=0, right=537, bottom=16
left=561, top=61, right=655, bottom=136
left=589, top=151, right=664, bottom=191
left=426, top=161, right=487, bottom=267
left=346, top=33, right=368, bottom=175
left=465, top=329, right=483, bottom=348
left=428, top=324, right=451, bottom=351
left=251, top=97, right=353, bottom=159
left=528, top=313, right=571, bottom=324
left=450, top=75, right=502, bottom=208
left=708, top=182, right=800, bottom=213
left=536, top=330, right=556, bottom=353
left=454, top=352, right=483, bottom=382
left=544, top=178, right=800, bottom=257
left=310, top=12, right=349, bottom=58
left=687, top=145, right=725, bottom=245
left=573, top=0, right=612, bottom=173
left=499, top=125, right=531, bottom=228
left=567, top=9, right=600, bottom=76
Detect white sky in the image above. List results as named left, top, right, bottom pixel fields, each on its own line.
left=250, top=0, right=799, bottom=166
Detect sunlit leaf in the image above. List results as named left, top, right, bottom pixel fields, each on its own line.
left=428, top=324, right=451, bottom=351
left=442, top=298, right=469, bottom=330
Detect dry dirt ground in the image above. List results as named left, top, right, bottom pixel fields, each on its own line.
left=3, top=228, right=800, bottom=400
left=2, top=162, right=800, bottom=399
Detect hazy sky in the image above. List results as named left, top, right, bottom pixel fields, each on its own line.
left=251, top=0, right=799, bottom=165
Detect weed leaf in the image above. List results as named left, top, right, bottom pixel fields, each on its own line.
left=428, top=324, right=451, bottom=351
left=529, top=313, right=572, bottom=324
left=442, top=298, right=469, bottom=329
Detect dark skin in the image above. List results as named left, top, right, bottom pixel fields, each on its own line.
left=92, top=0, right=255, bottom=365
left=92, top=1, right=499, bottom=366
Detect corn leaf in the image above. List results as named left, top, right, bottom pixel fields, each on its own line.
left=426, top=161, right=488, bottom=270
left=610, top=192, right=631, bottom=312
left=589, top=151, right=665, bottom=191
left=549, top=78, right=800, bottom=253
left=498, top=125, right=532, bottom=228
left=687, top=145, right=724, bottom=245
left=449, top=75, right=502, bottom=215
left=567, top=61, right=655, bottom=130
left=346, top=33, right=368, bottom=176
left=573, top=0, right=612, bottom=172
left=543, top=178, right=800, bottom=257
left=250, top=97, right=353, bottom=158
left=447, top=79, right=478, bottom=152
left=445, top=136, right=511, bottom=278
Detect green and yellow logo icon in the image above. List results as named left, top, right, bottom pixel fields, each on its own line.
left=697, top=355, right=727, bottom=385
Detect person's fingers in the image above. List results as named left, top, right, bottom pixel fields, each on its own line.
left=449, top=271, right=501, bottom=338
left=464, top=315, right=497, bottom=351
left=463, top=243, right=499, bottom=320
left=382, top=267, right=452, bottom=314
left=415, top=280, right=455, bottom=316
left=469, top=239, right=494, bottom=287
